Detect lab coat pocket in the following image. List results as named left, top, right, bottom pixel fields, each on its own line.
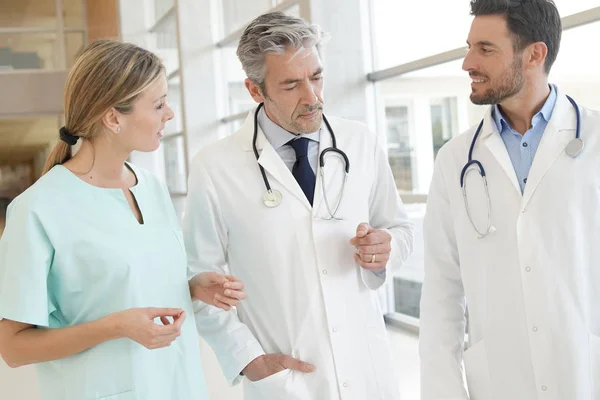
left=365, top=325, right=400, bottom=399
left=591, top=333, right=600, bottom=399
left=463, top=340, right=492, bottom=400
left=245, top=369, right=310, bottom=400
left=97, top=390, right=134, bottom=399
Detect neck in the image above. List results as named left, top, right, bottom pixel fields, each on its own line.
left=69, top=135, right=132, bottom=184
left=498, top=79, right=551, bottom=135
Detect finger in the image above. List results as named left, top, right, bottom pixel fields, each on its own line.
left=173, top=311, right=186, bottom=328
left=355, top=243, right=391, bottom=255
left=355, top=222, right=372, bottom=238
left=214, top=299, right=232, bottom=311
left=153, top=323, right=180, bottom=337
left=215, top=293, right=240, bottom=307
left=155, top=311, right=186, bottom=336
left=160, top=316, right=172, bottom=326
left=353, top=253, right=387, bottom=271
left=353, top=231, right=391, bottom=247
left=202, top=271, right=228, bottom=285
left=149, top=334, right=179, bottom=349
left=279, top=355, right=316, bottom=373
left=224, top=289, right=248, bottom=300
left=148, top=307, right=183, bottom=318
left=223, top=274, right=243, bottom=283
left=223, top=280, right=245, bottom=291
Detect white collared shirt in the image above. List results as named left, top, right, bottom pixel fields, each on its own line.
left=257, top=107, right=321, bottom=174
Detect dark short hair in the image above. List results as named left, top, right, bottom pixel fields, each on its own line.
left=470, top=0, right=562, bottom=73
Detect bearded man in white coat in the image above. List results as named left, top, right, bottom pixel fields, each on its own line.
left=420, top=1, right=600, bottom=399
left=183, top=11, right=414, bottom=400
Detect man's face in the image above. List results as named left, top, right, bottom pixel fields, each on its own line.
left=463, top=14, right=525, bottom=105
left=257, top=46, right=325, bottom=134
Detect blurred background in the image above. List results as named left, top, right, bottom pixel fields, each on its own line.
left=1, top=1, right=599, bottom=399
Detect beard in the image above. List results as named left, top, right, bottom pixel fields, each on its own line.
left=266, top=99, right=324, bottom=134
left=470, top=56, right=524, bottom=105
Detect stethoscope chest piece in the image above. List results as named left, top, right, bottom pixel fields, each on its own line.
left=565, top=138, right=584, bottom=158
left=263, top=189, right=282, bottom=207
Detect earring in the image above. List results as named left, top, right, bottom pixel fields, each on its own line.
left=116, top=126, right=121, bottom=133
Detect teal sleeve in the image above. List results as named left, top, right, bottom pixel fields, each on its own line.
left=0, top=196, right=55, bottom=327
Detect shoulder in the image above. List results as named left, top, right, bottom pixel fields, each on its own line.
left=580, top=105, right=600, bottom=121
left=5, top=166, right=69, bottom=220
left=435, top=122, right=481, bottom=164
left=190, top=134, right=240, bottom=173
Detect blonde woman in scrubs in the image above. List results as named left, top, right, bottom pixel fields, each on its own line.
left=0, top=40, right=245, bottom=400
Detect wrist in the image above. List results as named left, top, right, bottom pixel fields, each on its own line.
left=242, top=355, right=264, bottom=374
left=101, top=312, right=124, bottom=340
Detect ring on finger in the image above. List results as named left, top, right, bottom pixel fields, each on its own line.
left=371, top=254, right=376, bottom=263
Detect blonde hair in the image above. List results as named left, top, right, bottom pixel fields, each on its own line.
left=42, top=40, right=165, bottom=174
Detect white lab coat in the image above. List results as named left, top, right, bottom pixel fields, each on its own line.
left=420, top=90, right=600, bottom=400
left=183, top=110, right=413, bottom=400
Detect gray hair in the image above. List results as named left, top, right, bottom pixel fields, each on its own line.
left=236, top=11, right=328, bottom=94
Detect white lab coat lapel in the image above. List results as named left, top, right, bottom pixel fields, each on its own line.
left=312, top=118, right=346, bottom=218
left=521, top=92, right=576, bottom=210
left=239, top=109, right=312, bottom=210
left=479, top=109, right=522, bottom=196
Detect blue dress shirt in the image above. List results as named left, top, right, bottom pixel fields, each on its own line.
left=493, top=85, right=557, bottom=193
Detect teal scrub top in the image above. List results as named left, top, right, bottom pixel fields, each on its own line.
left=0, top=163, right=209, bottom=400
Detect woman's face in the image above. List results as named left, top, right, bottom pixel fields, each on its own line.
left=117, top=75, right=175, bottom=153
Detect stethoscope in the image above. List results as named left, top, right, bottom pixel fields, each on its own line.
left=252, top=103, right=350, bottom=220
left=460, top=95, right=583, bottom=239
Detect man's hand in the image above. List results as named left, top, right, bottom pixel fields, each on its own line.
left=242, top=354, right=316, bottom=382
left=189, top=272, right=247, bottom=311
left=350, top=222, right=392, bottom=272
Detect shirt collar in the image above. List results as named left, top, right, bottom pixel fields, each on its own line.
left=257, top=106, right=321, bottom=150
left=493, top=84, right=558, bottom=133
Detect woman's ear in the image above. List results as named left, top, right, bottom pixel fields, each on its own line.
left=101, top=108, right=122, bottom=134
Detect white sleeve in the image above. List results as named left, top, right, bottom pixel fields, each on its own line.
left=419, top=147, right=469, bottom=400
left=182, top=157, right=265, bottom=385
left=361, top=134, right=414, bottom=290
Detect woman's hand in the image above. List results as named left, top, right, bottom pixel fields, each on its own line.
left=110, top=308, right=185, bottom=349
left=189, top=272, right=247, bottom=311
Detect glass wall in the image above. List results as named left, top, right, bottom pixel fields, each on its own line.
left=218, top=0, right=306, bottom=133
left=0, top=0, right=86, bottom=71
left=119, top=0, right=188, bottom=220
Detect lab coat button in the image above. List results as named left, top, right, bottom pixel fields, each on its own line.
left=542, top=386, right=547, bottom=391
left=332, top=327, right=337, bottom=333
left=533, top=326, right=538, bottom=332
left=342, top=382, right=348, bottom=388
left=322, top=270, right=328, bottom=275
left=525, top=267, right=531, bottom=272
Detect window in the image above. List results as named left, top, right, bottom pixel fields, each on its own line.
left=218, top=1, right=305, bottom=134
left=1, top=1, right=57, bottom=28
left=377, top=59, right=479, bottom=195
left=119, top=0, right=190, bottom=214
left=163, top=135, right=187, bottom=195
left=0, top=34, right=58, bottom=70
left=550, top=21, right=600, bottom=110
left=370, top=0, right=472, bottom=70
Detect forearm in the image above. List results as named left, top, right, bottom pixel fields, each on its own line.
left=2, top=315, right=121, bottom=367
left=193, top=300, right=264, bottom=384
